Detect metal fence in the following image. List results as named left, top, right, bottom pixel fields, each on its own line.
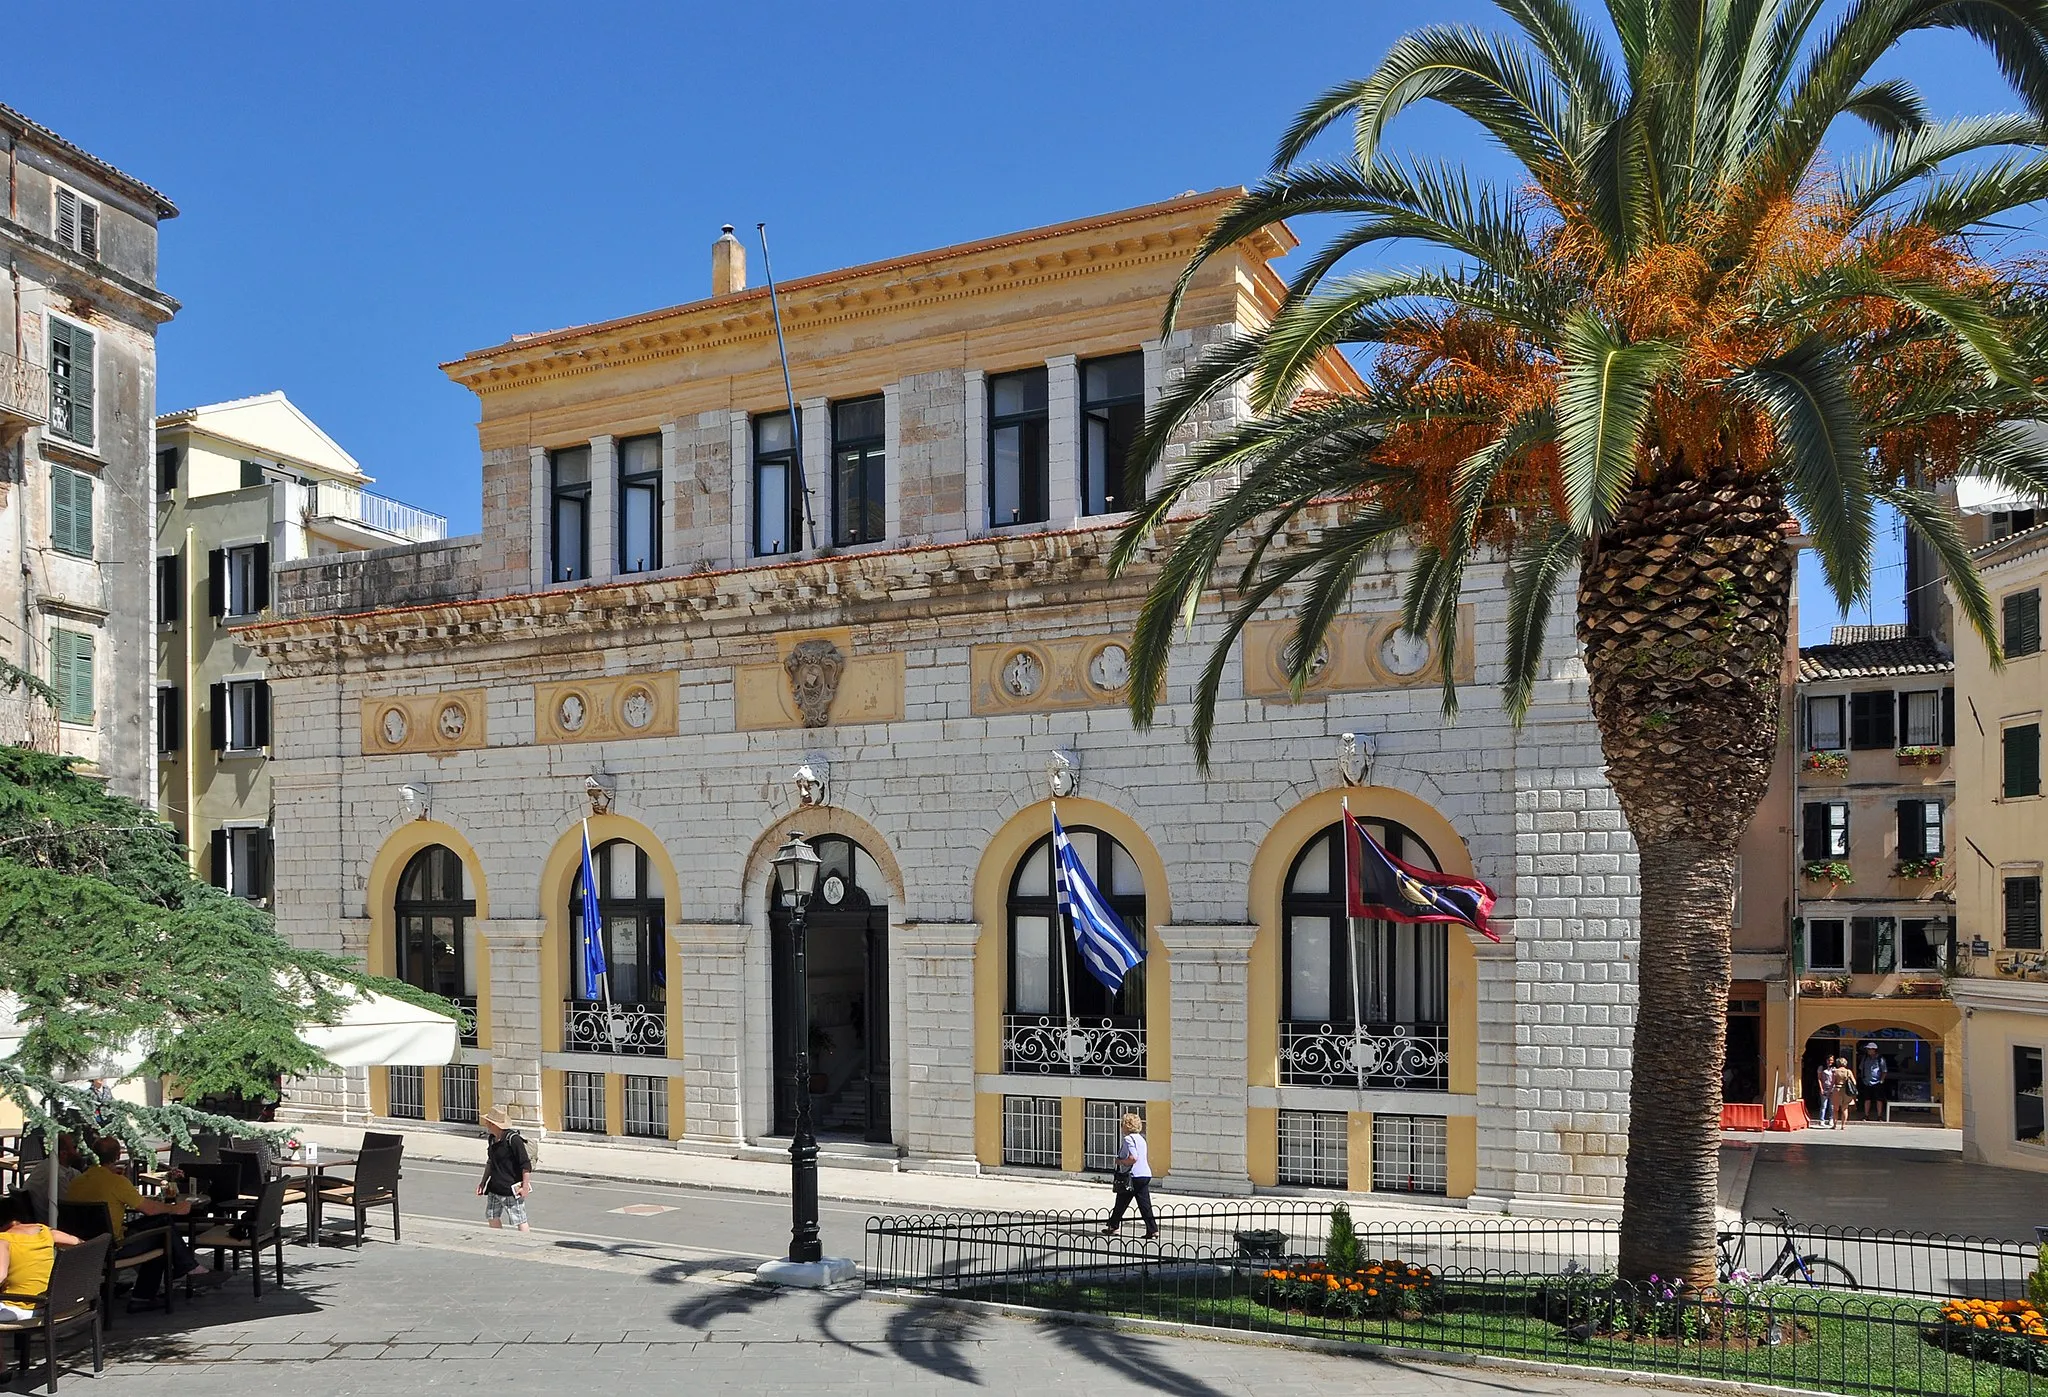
left=865, top=1206, right=2046, bottom=1397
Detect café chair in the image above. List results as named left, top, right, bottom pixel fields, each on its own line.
left=55, top=1203, right=183, bottom=1325
left=0, top=1232, right=112, bottom=1393
left=192, top=1179, right=289, bottom=1297
left=314, top=1147, right=402, bottom=1245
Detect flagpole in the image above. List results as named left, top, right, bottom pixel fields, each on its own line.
left=1343, top=800, right=1365, bottom=1092
left=1053, top=802, right=1079, bottom=1077
left=585, top=819, right=620, bottom=1055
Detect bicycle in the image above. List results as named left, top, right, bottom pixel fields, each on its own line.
left=1717, top=1208, right=1859, bottom=1289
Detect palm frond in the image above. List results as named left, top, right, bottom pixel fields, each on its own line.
left=1875, top=476, right=2003, bottom=663
left=1844, top=77, right=1932, bottom=136
left=1835, top=114, right=2047, bottom=217
left=1556, top=314, right=1680, bottom=529
left=1502, top=522, right=1585, bottom=719
left=1893, top=148, right=2048, bottom=234
left=1493, top=0, right=1623, bottom=123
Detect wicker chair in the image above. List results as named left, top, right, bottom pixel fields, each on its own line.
left=190, top=1179, right=288, bottom=1297
left=0, top=1232, right=111, bottom=1393
left=313, top=1147, right=402, bottom=1245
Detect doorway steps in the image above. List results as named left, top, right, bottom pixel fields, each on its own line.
left=737, top=1137, right=901, bottom=1172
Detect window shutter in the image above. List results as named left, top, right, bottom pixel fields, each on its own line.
left=66, top=323, right=93, bottom=447
left=55, top=187, right=77, bottom=247
left=73, top=633, right=93, bottom=724
left=209, top=682, right=227, bottom=752
left=260, top=828, right=275, bottom=899
left=77, top=200, right=97, bottom=258
left=1875, top=917, right=1897, bottom=973
left=1792, top=918, right=1805, bottom=973
left=2006, top=591, right=2043, bottom=657
left=1850, top=692, right=1895, bottom=749
left=1942, top=686, right=1956, bottom=747
left=253, top=680, right=271, bottom=748
left=160, top=686, right=181, bottom=754
left=253, top=541, right=272, bottom=612
left=1896, top=800, right=1922, bottom=860
left=2007, top=724, right=2042, bottom=799
left=157, top=554, right=181, bottom=624
left=49, top=468, right=73, bottom=554
left=209, top=829, right=228, bottom=889
left=73, top=470, right=92, bottom=558
left=1802, top=803, right=1828, bottom=859
left=206, top=549, right=227, bottom=618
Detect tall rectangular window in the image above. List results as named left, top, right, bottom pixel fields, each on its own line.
left=1900, top=918, right=1945, bottom=971
left=618, top=434, right=661, bottom=574
left=752, top=412, right=802, bottom=557
left=47, top=318, right=94, bottom=448
left=2006, top=723, right=2042, bottom=799
left=2008, top=875, right=2044, bottom=949
left=1081, top=352, right=1144, bottom=516
left=1897, top=799, right=1944, bottom=859
left=1805, top=695, right=1845, bottom=750
left=988, top=368, right=1049, bottom=528
left=1806, top=919, right=1847, bottom=970
left=222, top=543, right=268, bottom=617
left=156, top=447, right=181, bottom=495
left=53, top=185, right=99, bottom=258
left=210, top=678, right=270, bottom=753
left=1849, top=691, right=1895, bottom=749
left=1802, top=801, right=1850, bottom=858
left=48, top=466, right=94, bottom=558
left=550, top=445, right=591, bottom=582
left=832, top=397, right=885, bottom=547
left=156, top=554, right=181, bottom=624
left=156, top=685, right=181, bottom=755
left=219, top=825, right=272, bottom=900
left=2007, top=590, right=2043, bottom=658
left=50, top=628, right=93, bottom=725
left=1899, top=690, right=1942, bottom=747
left=2017, top=1046, right=2044, bottom=1144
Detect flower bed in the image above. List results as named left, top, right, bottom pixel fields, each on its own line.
left=1257, top=1260, right=1440, bottom=1319
left=1930, top=1298, right=2048, bottom=1373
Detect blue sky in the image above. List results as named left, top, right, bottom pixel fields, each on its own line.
left=9, top=2, right=2032, bottom=642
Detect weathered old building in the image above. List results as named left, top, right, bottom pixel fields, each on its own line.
left=0, top=104, right=178, bottom=798
left=246, top=193, right=1641, bottom=1210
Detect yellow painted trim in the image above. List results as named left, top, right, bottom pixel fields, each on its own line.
left=1145, top=1101, right=1171, bottom=1178
left=975, top=1092, right=1000, bottom=1165
left=476, top=1065, right=493, bottom=1127
left=424, top=1066, right=443, bottom=1122
left=1246, top=1107, right=1278, bottom=1188
left=1447, top=1115, right=1477, bottom=1198
left=536, top=814, right=686, bottom=1056
left=1247, top=787, right=1480, bottom=1094
left=540, top=1068, right=563, bottom=1132
left=1346, top=1111, right=1374, bottom=1193
left=605, top=1072, right=626, bottom=1137
left=369, top=1067, right=389, bottom=1118
left=1059, top=1097, right=1086, bottom=1173
left=364, top=820, right=494, bottom=1051
left=969, top=797, right=1175, bottom=1168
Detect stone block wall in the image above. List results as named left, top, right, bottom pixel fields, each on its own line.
left=669, top=410, right=734, bottom=571
left=274, top=537, right=483, bottom=618
left=479, top=446, right=531, bottom=595
left=675, top=922, right=747, bottom=1143
left=893, top=370, right=967, bottom=545
left=1165, top=923, right=1258, bottom=1192
left=897, top=921, right=978, bottom=1162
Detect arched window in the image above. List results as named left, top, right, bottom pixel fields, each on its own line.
left=1007, top=826, right=1146, bottom=1021
left=395, top=846, right=474, bottom=999
left=569, top=839, right=665, bottom=1007
left=1280, top=820, right=1448, bottom=1089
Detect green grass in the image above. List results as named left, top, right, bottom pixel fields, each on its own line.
left=930, top=1271, right=2044, bottom=1397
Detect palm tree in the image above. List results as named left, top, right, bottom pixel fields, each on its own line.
left=1113, top=0, right=2048, bottom=1282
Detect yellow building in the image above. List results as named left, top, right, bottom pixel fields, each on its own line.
left=1948, top=517, right=2048, bottom=1169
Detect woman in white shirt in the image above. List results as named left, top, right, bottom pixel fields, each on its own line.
left=1102, top=1112, right=1157, bottom=1240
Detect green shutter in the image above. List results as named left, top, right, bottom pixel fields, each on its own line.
left=49, top=469, right=73, bottom=554
left=49, top=468, right=92, bottom=557
left=2007, top=724, right=2042, bottom=799
left=52, top=630, right=93, bottom=724
left=67, top=322, right=94, bottom=447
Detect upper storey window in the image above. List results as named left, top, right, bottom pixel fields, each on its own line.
left=832, top=397, right=886, bottom=547
left=989, top=369, right=1049, bottom=528
left=53, top=185, right=100, bottom=259
left=753, top=411, right=802, bottom=557
left=1081, top=352, right=1143, bottom=517
left=550, top=446, right=591, bottom=583
left=618, top=434, right=661, bottom=574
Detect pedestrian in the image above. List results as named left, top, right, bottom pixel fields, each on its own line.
left=1815, top=1058, right=1836, bottom=1127
left=1830, top=1056, right=1855, bottom=1128
left=1860, top=1043, right=1890, bottom=1122
left=478, top=1108, right=533, bottom=1232
left=1101, top=1111, right=1157, bottom=1241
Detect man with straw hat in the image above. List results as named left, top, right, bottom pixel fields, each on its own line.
left=477, top=1108, right=534, bottom=1232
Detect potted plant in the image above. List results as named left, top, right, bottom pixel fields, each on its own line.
left=1895, top=745, right=1947, bottom=767
left=1802, top=859, right=1853, bottom=885
left=1895, top=856, right=1946, bottom=880
left=1802, top=751, right=1849, bottom=776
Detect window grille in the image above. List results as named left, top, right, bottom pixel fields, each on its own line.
left=1277, top=1110, right=1347, bottom=1188
left=563, top=1071, right=607, bottom=1134
left=1002, top=1096, right=1062, bottom=1168
left=1372, top=1114, right=1448, bottom=1195
left=1083, top=1100, right=1146, bottom=1172
left=440, top=1064, right=479, bottom=1125
left=623, top=1075, right=668, bottom=1138
left=387, top=1066, right=425, bottom=1121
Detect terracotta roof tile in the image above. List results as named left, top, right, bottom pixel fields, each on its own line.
left=1798, top=632, right=1952, bottom=681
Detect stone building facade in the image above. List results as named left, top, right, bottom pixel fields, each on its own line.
left=0, top=104, right=178, bottom=798
left=247, top=192, right=1641, bottom=1210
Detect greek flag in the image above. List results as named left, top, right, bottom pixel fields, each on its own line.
left=577, top=822, right=607, bottom=996
left=1053, top=814, right=1145, bottom=993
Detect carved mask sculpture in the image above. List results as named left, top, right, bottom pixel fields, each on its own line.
left=784, top=639, right=845, bottom=728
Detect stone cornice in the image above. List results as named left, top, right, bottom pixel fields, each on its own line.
left=0, top=216, right=180, bottom=324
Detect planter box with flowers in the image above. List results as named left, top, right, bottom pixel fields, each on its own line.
left=1896, top=745, right=1947, bottom=768
left=1798, top=976, right=1853, bottom=997
left=1895, top=856, right=1946, bottom=881
left=1802, top=860, right=1853, bottom=885
left=1802, top=751, right=1849, bottom=777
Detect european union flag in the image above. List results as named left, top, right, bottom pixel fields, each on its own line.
left=1344, top=809, right=1498, bottom=941
left=577, top=823, right=608, bottom=995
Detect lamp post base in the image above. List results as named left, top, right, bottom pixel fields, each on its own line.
left=754, top=1256, right=858, bottom=1289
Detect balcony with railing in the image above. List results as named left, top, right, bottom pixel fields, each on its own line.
left=1001, top=1014, right=1146, bottom=1079
left=562, top=1000, right=666, bottom=1057
left=306, top=480, right=448, bottom=546
left=451, top=995, right=479, bottom=1048
left=0, top=351, right=49, bottom=440
left=1280, top=1020, right=1449, bottom=1090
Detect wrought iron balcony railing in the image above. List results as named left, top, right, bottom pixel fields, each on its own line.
left=563, top=999, right=666, bottom=1056
left=1280, top=1020, right=1449, bottom=1090
left=1001, top=1013, right=1146, bottom=1079
left=0, top=351, right=48, bottom=431
left=451, top=995, right=479, bottom=1048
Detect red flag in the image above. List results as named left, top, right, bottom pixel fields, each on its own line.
left=1344, top=808, right=1499, bottom=941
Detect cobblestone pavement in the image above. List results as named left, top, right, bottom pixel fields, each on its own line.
left=54, top=1189, right=1678, bottom=1396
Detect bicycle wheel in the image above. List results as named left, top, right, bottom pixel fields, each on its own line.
left=1783, top=1256, right=1858, bottom=1290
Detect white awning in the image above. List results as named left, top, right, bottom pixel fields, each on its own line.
left=1957, top=473, right=2046, bottom=515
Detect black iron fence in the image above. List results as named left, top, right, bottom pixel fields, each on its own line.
left=864, top=1206, right=2047, bottom=1397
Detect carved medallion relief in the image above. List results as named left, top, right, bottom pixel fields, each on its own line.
left=534, top=674, right=680, bottom=744
left=734, top=628, right=905, bottom=732
left=1241, top=608, right=1476, bottom=701
left=969, top=637, right=1138, bottom=715
left=360, top=689, right=489, bottom=756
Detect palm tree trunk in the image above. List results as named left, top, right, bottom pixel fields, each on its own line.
left=1616, top=836, right=1735, bottom=1284
left=1577, top=469, right=1793, bottom=1283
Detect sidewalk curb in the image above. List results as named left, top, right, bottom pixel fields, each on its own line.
left=864, top=1288, right=1845, bottom=1397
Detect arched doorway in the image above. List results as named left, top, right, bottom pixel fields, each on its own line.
left=1801, top=1024, right=1942, bottom=1121
left=772, top=835, right=890, bottom=1143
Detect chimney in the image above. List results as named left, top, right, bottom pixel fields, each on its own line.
left=712, top=225, right=746, bottom=297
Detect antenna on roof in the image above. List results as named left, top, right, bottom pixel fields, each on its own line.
left=757, top=224, right=819, bottom=554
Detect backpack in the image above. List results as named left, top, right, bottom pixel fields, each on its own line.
left=509, top=1129, right=539, bottom=1171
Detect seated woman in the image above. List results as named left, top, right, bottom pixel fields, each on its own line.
left=0, top=1192, right=82, bottom=1319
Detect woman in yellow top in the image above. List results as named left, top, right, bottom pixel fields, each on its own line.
left=0, top=1193, right=82, bottom=1320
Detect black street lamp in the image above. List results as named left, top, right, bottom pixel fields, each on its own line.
left=769, top=830, right=824, bottom=1265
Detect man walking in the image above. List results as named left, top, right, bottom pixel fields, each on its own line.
left=477, top=1108, right=533, bottom=1232
left=1860, top=1043, right=1891, bottom=1122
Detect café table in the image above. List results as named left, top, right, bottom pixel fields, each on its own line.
left=272, top=1148, right=358, bottom=1244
